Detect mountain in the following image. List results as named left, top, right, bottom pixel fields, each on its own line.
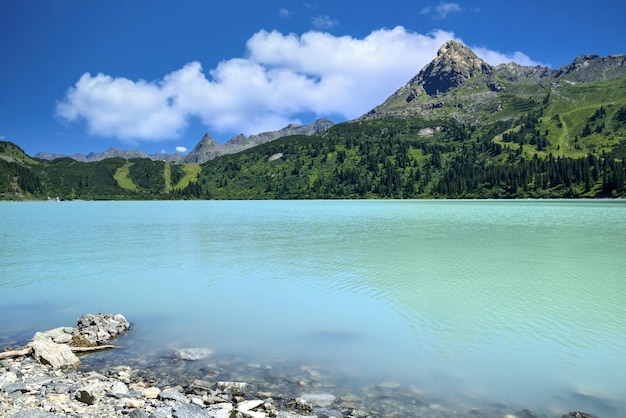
left=184, top=118, right=335, bottom=163
left=3, top=42, right=626, bottom=200
left=368, top=40, right=626, bottom=124
left=35, top=147, right=149, bottom=162
left=183, top=133, right=223, bottom=163
left=34, top=118, right=335, bottom=164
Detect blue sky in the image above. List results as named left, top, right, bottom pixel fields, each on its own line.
left=1, top=0, right=624, bottom=156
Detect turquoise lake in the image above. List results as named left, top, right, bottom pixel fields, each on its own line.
left=1, top=200, right=625, bottom=417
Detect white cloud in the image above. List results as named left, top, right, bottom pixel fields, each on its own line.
left=311, top=15, right=339, bottom=29
left=176, top=146, right=187, bottom=153
left=422, top=2, right=462, bottom=19
left=472, top=47, right=546, bottom=67
left=56, top=26, right=543, bottom=143
left=278, top=8, right=292, bottom=18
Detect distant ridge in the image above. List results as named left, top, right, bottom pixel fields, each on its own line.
left=35, top=118, right=335, bottom=164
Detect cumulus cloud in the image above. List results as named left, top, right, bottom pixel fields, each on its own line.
left=56, top=26, right=543, bottom=143
left=176, top=146, right=187, bottom=153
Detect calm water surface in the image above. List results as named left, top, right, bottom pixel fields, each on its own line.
left=1, top=200, right=625, bottom=417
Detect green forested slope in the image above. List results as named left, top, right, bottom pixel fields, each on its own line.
left=1, top=73, right=625, bottom=200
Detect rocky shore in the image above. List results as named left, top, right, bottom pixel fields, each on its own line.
left=0, top=314, right=600, bottom=418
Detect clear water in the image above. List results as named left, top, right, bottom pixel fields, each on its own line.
left=1, top=200, right=625, bottom=417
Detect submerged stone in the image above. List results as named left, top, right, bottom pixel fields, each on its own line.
left=175, top=348, right=213, bottom=361
left=297, top=393, right=336, bottom=407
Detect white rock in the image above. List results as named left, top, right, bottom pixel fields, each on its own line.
left=141, top=386, right=161, bottom=399
left=297, top=392, right=336, bottom=407
left=28, top=340, right=80, bottom=369
left=110, top=380, right=129, bottom=395
left=176, top=347, right=213, bottom=361
left=237, top=399, right=264, bottom=411
left=216, top=381, right=247, bottom=395
left=124, top=398, right=145, bottom=408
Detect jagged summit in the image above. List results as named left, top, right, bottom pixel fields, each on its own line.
left=371, top=41, right=494, bottom=113
left=416, top=40, right=493, bottom=97
left=366, top=41, right=625, bottom=124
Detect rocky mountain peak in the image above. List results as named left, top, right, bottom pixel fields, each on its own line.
left=183, top=133, right=223, bottom=163
left=190, top=133, right=220, bottom=152
left=418, top=40, right=493, bottom=96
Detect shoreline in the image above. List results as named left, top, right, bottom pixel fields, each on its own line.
left=0, top=315, right=600, bottom=418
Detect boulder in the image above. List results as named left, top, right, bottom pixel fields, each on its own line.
left=27, top=340, right=80, bottom=369
left=75, top=313, right=130, bottom=345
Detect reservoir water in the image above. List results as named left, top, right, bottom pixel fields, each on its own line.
left=1, top=200, right=625, bottom=417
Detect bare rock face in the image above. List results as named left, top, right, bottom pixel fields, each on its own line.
left=416, top=40, right=493, bottom=96
left=75, top=313, right=131, bottom=346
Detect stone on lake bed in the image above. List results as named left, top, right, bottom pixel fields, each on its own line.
left=297, top=392, right=336, bottom=407
left=175, top=347, right=213, bottom=361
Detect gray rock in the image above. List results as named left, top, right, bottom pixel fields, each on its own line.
left=562, top=413, right=599, bottom=418
left=28, top=340, right=80, bottom=369
left=75, top=313, right=130, bottom=345
left=32, top=327, right=74, bottom=344
left=189, top=379, right=213, bottom=394
left=159, top=388, right=189, bottom=402
left=150, top=406, right=175, bottom=418
left=173, top=402, right=212, bottom=417
left=313, top=407, right=342, bottom=417
left=128, top=408, right=151, bottom=418
left=2, top=381, right=29, bottom=394
left=75, top=381, right=110, bottom=405
left=9, top=410, right=67, bottom=418
left=276, top=413, right=315, bottom=418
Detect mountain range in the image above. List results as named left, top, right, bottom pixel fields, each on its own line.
left=34, top=118, right=335, bottom=164
left=2, top=40, right=625, bottom=200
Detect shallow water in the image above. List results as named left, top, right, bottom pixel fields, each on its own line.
left=1, top=200, right=625, bottom=417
